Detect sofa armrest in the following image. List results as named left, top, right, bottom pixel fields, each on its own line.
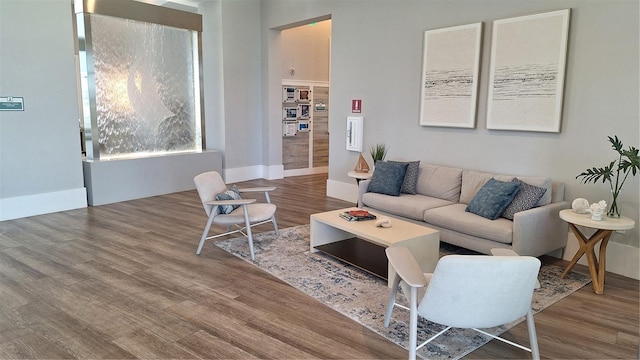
left=512, top=201, right=570, bottom=256
left=357, top=179, right=371, bottom=208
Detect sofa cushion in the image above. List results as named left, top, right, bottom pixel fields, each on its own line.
left=460, top=170, right=552, bottom=206
left=362, top=193, right=454, bottom=221
left=391, top=160, right=420, bottom=194
left=501, top=178, right=547, bottom=220
left=367, top=161, right=408, bottom=196
left=424, top=203, right=513, bottom=244
left=465, top=178, right=521, bottom=220
left=415, top=164, right=463, bottom=202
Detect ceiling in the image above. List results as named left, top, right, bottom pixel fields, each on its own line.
left=135, top=0, right=210, bottom=12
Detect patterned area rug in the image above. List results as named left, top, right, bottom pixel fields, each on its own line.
left=215, top=225, right=590, bottom=359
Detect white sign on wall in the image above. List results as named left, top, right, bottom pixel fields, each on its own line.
left=0, top=96, right=24, bottom=111
left=346, top=116, right=363, bottom=152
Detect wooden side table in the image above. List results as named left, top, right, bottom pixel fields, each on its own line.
left=559, top=209, right=635, bottom=294
left=347, top=170, right=372, bottom=185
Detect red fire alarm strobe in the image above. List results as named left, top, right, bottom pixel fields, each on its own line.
left=352, top=99, right=362, bottom=113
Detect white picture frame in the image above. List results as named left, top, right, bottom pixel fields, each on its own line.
left=282, top=86, right=296, bottom=103
left=283, top=106, right=298, bottom=120
left=486, top=9, right=570, bottom=132
left=296, top=88, right=310, bottom=102
left=298, top=104, right=310, bottom=119
left=282, top=121, right=297, bottom=137
left=419, top=23, right=482, bottom=128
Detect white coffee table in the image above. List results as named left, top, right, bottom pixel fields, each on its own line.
left=310, top=208, right=440, bottom=286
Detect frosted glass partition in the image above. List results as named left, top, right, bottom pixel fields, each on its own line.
left=76, top=0, right=203, bottom=160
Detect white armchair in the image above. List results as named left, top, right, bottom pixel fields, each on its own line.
left=384, top=247, right=541, bottom=360
left=194, top=171, right=278, bottom=260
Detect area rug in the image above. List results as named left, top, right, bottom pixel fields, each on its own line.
left=215, top=225, right=591, bottom=359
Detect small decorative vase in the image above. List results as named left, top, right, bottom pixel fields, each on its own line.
left=354, top=153, right=370, bottom=173
left=588, top=200, right=607, bottom=221
left=607, top=190, right=621, bottom=218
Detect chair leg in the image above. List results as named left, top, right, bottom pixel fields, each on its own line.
left=265, top=192, right=279, bottom=236
left=272, top=215, right=279, bottom=235
left=408, top=287, right=419, bottom=360
left=384, top=274, right=402, bottom=327
left=242, top=205, right=255, bottom=261
left=196, top=212, right=216, bottom=255
left=527, top=309, right=540, bottom=360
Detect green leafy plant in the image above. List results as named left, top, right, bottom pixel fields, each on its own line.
left=369, top=143, right=388, bottom=164
left=576, top=136, right=639, bottom=217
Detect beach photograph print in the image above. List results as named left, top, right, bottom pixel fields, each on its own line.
left=419, top=23, right=482, bottom=128
left=486, top=9, right=570, bottom=132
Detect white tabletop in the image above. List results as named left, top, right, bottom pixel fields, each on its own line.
left=559, top=209, right=635, bottom=231
left=347, top=170, right=372, bottom=180
left=311, top=208, right=438, bottom=246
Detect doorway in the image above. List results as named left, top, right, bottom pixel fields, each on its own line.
left=279, top=20, right=331, bottom=177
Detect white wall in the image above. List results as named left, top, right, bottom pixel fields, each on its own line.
left=200, top=0, right=274, bottom=183
left=260, top=0, right=639, bottom=278
left=280, top=20, right=331, bottom=81
left=0, top=0, right=87, bottom=220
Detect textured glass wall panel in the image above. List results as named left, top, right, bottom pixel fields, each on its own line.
left=89, top=14, right=200, bottom=158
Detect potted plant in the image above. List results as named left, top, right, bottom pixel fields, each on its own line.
left=369, top=143, right=388, bottom=166
left=576, top=136, right=639, bottom=217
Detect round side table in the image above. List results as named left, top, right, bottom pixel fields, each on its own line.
left=559, top=209, right=635, bottom=294
left=347, top=170, right=372, bottom=185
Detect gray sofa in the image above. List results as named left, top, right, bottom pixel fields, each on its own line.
left=357, top=163, right=570, bottom=257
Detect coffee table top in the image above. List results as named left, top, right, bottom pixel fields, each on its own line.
left=311, top=208, right=438, bottom=247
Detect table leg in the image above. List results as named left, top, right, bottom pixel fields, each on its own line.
left=561, top=223, right=612, bottom=294
left=560, top=224, right=592, bottom=277
left=594, top=231, right=613, bottom=294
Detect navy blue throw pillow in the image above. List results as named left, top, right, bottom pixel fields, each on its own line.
left=465, top=178, right=521, bottom=220
left=367, top=161, right=409, bottom=196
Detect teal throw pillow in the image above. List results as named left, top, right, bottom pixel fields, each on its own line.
left=501, top=178, right=547, bottom=220
left=215, top=185, right=242, bottom=214
left=368, top=161, right=409, bottom=196
left=391, top=160, right=420, bottom=194
left=465, top=178, right=521, bottom=220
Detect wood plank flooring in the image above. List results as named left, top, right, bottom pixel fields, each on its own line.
left=0, top=174, right=637, bottom=359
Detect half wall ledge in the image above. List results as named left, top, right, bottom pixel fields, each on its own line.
left=83, top=150, right=222, bottom=206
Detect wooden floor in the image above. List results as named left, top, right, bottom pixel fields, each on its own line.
left=0, top=174, right=637, bottom=359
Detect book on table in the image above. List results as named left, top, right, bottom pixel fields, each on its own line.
left=339, top=210, right=377, bottom=221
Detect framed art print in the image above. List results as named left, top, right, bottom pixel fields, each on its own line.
left=419, top=23, right=482, bottom=128
left=486, top=9, right=570, bottom=132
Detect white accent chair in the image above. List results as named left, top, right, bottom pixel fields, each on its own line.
left=194, top=171, right=279, bottom=260
left=384, top=247, right=541, bottom=360
left=491, top=248, right=541, bottom=289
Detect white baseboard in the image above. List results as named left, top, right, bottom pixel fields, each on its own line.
left=0, top=187, right=87, bottom=221
left=326, top=178, right=640, bottom=280
left=223, top=166, right=263, bottom=183
left=224, top=165, right=284, bottom=183
left=326, top=178, right=358, bottom=203
left=563, top=232, right=640, bottom=280
left=284, top=166, right=328, bottom=177
left=264, top=165, right=285, bottom=180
